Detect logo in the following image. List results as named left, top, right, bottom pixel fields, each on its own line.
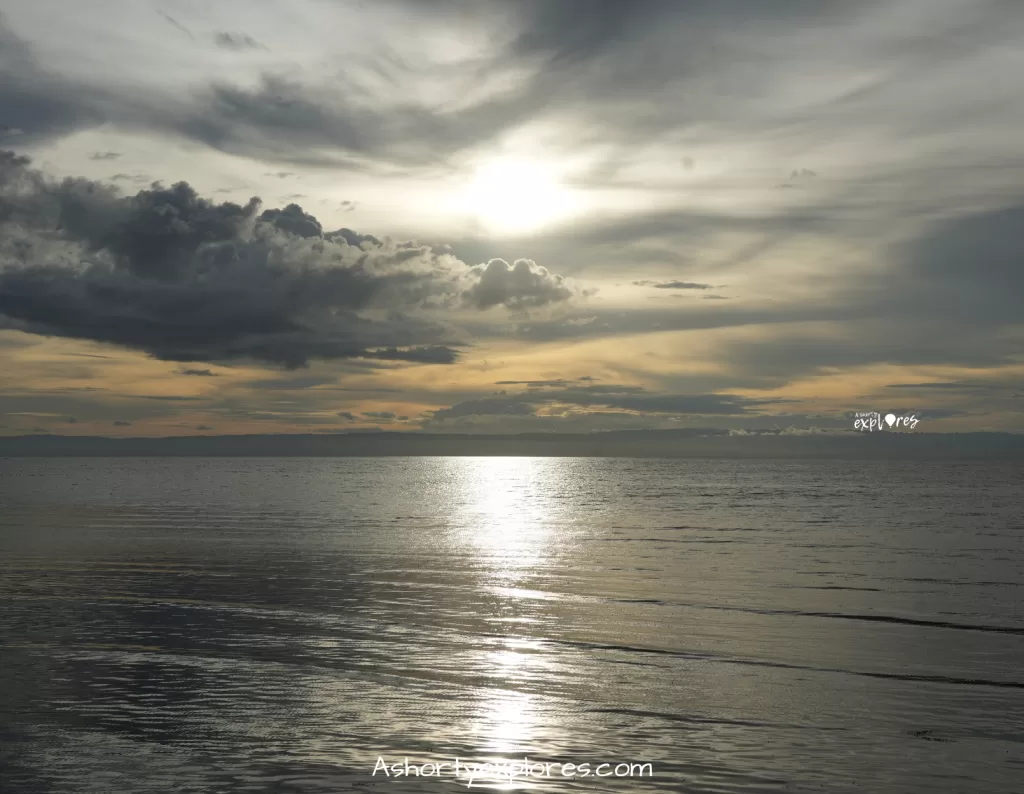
left=853, top=411, right=919, bottom=432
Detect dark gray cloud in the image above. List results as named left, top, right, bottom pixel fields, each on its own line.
left=487, top=302, right=845, bottom=347
left=0, top=152, right=575, bottom=369
left=259, top=203, right=323, bottom=238
left=368, top=346, right=459, bottom=364
left=65, top=352, right=114, bottom=359
left=157, top=11, right=194, bottom=40
left=112, top=420, right=132, bottom=426
left=494, top=379, right=574, bottom=387
left=431, top=396, right=537, bottom=420
left=634, top=280, right=713, bottom=290
left=453, top=193, right=1024, bottom=394
left=3, top=1, right=1022, bottom=175
left=541, top=386, right=775, bottom=415
left=700, top=201, right=1024, bottom=383
left=178, top=368, right=219, bottom=377
left=0, top=389, right=190, bottom=427
left=0, top=5, right=736, bottom=163
left=213, top=32, right=266, bottom=51
left=443, top=206, right=833, bottom=281
left=886, top=382, right=998, bottom=391
left=894, top=204, right=1024, bottom=327
left=0, top=15, right=100, bottom=146
left=462, top=258, right=575, bottom=310
left=246, top=374, right=339, bottom=390
left=169, top=72, right=519, bottom=167
left=430, top=384, right=776, bottom=424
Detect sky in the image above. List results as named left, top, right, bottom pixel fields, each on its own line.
left=1, top=0, right=1023, bottom=437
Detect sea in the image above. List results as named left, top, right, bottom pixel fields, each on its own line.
left=1, top=457, right=1022, bottom=793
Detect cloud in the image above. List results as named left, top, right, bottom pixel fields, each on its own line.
left=112, top=420, right=132, bottom=426
left=362, top=411, right=395, bottom=420
left=337, top=411, right=356, bottom=421
left=2, top=0, right=1019, bottom=186
left=430, top=385, right=775, bottom=425
left=157, top=11, right=194, bottom=40
left=368, top=346, right=460, bottom=364
left=2, top=2, right=1022, bottom=436
left=495, top=379, right=573, bottom=387
left=0, top=152, right=578, bottom=369
left=469, top=191, right=1024, bottom=391
left=462, top=258, right=576, bottom=310
left=178, top=368, right=219, bottom=377
left=886, top=382, right=996, bottom=391
left=634, top=280, right=713, bottom=290
left=0, top=15, right=100, bottom=146
left=3, top=0, right=1023, bottom=188
left=431, top=396, right=537, bottom=420
left=259, top=203, right=323, bottom=238
left=0, top=5, right=710, bottom=167
left=540, top=386, right=771, bottom=415
left=213, top=32, right=266, bottom=51
left=895, top=204, right=1024, bottom=328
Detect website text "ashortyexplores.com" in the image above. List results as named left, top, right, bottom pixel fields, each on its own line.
left=372, top=756, right=655, bottom=787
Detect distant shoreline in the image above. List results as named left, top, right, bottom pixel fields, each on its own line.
left=2, top=431, right=1023, bottom=460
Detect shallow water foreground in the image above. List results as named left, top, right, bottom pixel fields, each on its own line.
left=1, top=457, right=1022, bottom=792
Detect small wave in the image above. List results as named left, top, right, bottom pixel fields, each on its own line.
left=546, top=637, right=1024, bottom=691
left=606, top=596, right=1024, bottom=635
left=587, top=707, right=847, bottom=732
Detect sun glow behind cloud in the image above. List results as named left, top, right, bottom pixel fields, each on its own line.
left=457, top=157, right=580, bottom=235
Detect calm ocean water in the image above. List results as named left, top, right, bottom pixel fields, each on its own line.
left=0, top=457, right=1022, bottom=793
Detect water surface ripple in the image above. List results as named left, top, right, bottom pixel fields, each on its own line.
left=1, top=457, right=1022, bottom=792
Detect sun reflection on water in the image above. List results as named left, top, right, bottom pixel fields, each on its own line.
left=445, top=457, right=559, bottom=583
left=440, top=458, right=568, bottom=779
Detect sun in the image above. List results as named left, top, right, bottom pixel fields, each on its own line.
left=462, top=158, right=576, bottom=234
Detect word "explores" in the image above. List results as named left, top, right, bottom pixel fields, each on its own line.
left=854, top=412, right=920, bottom=431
